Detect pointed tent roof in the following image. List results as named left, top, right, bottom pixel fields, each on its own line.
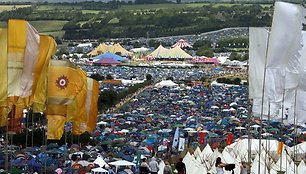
left=88, top=43, right=132, bottom=56
left=197, top=144, right=213, bottom=163
left=110, top=43, right=132, bottom=56
left=298, top=160, right=306, bottom=174
left=171, top=39, right=192, bottom=49
left=148, top=45, right=192, bottom=59
left=149, top=45, right=168, bottom=58
left=193, top=146, right=202, bottom=158
left=275, top=149, right=295, bottom=173
left=167, top=46, right=192, bottom=59
left=93, top=156, right=107, bottom=167
left=183, top=151, right=195, bottom=170
left=88, top=43, right=109, bottom=56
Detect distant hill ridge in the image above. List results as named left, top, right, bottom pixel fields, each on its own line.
left=0, top=0, right=276, bottom=3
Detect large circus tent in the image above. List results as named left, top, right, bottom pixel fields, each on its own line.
left=148, top=45, right=192, bottom=60
left=87, top=43, right=132, bottom=56
left=171, top=39, right=192, bottom=49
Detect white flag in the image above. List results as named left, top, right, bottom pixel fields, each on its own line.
left=265, top=2, right=306, bottom=103
left=288, top=32, right=306, bottom=125
left=178, top=138, right=185, bottom=152
left=249, top=27, right=269, bottom=99
left=8, top=19, right=40, bottom=98
left=172, top=127, right=179, bottom=149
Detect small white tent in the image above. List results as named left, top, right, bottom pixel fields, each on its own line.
left=155, top=80, right=178, bottom=88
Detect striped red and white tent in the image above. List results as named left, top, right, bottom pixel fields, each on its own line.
left=171, top=39, right=192, bottom=49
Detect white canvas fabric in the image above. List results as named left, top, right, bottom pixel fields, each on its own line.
left=248, top=27, right=269, bottom=99
left=265, top=2, right=306, bottom=103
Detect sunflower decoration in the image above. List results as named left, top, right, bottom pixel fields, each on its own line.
left=56, top=75, right=69, bottom=90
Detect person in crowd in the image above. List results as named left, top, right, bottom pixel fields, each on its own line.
left=175, top=158, right=186, bottom=174
left=124, top=166, right=134, bottom=174
left=140, top=158, right=151, bottom=174
left=149, top=157, right=159, bottom=174
left=215, top=157, right=226, bottom=174
left=240, top=161, right=247, bottom=174
left=163, top=161, right=173, bottom=174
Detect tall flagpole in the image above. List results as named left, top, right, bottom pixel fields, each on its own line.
left=246, top=38, right=252, bottom=173
left=293, top=89, right=298, bottom=174
left=258, top=26, right=271, bottom=174
left=5, top=110, right=8, bottom=174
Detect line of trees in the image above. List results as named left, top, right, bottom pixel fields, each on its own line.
left=0, top=3, right=272, bottom=40
left=63, top=4, right=272, bottom=40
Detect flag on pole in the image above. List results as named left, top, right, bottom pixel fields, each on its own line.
left=47, top=115, right=66, bottom=140
left=85, top=78, right=99, bottom=132
left=67, top=68, right=87, bottom=123
left=31, top=35, right=57, bottom=112
left=199, top=132, right=205, bottom=144
left=72, top=78, right=99, bottom=135
left=226, top=132, right=233, bottom=145
left=265, top=2, right=306, bottom=104
left=178, top=138, right=185, bottom=152
left=172, top=127, right=179, bottom=149
left=7, top=19, right=40, bottom=98
left=277, top=141, right=284, bottom=155
left=0, top=28, right=7, bottom=107
left=248, top=27, right=269, bottom=100
left=47, top=60, right=86, bottom=139
left=47, top=60, right=82, bottom=105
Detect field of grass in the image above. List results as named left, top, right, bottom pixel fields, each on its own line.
left=0, top=5, right=31, bottom=12
left=82, top=10, right=101, bottom=14
left=29, top=20, right=68, bottom=32
left=0, top=20, right=67, bottom=38
left=119, top=3, right=271, bottom=11
left=36, top=5, right=82, bottom=11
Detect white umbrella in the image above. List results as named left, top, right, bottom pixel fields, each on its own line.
left=91, top=167, right=109, bottom=174
left=108, top=160, right=136, bottom=166
left=251, top=125, right=261, bottom=128
left=235, top=126, right=246, bottom=130
left=158, top=129, right=172, bottom=133
left=229, top=108, right=236, bottom=111
left=109, top=160, right=136, bottom=173
left=120, top=129, right=129, bottom=133
left=199, top=130, right=210, bottom=133
left=183, top=128, right=195, bottom=131
left=211, top=106, right=219, bottom=109
left=222, top=109, right=229, bottom=112
left=261, top=132, right=272, bottom=137
left=230, top=102, right=237, bottom=106
left=97, top=121, right=108, bottom=125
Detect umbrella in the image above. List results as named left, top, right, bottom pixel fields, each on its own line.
left=183, top=128, right=195, bottom=131
left=158, top=129, right=172, bottom=133
left=120, top=129, right=129, bottom=133
left=91, top=167, right=109, bottom=173
left=174, top=124, right=184, bottom=128
left=235, top=126, right=246, bottom=130
left=108, top=160, right=136, bottom=166
left=211, top=106, right=219, bottom=109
